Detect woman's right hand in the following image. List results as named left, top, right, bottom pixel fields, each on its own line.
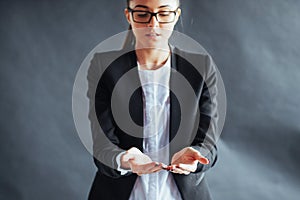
left=121, top=147, right=164, bottom=176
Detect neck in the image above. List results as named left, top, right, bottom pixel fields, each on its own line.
left=135, top=46, right=170, bottom=70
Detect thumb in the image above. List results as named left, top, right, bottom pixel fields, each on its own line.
left=194, top=153, right=209, bottom=165
left=197, top=157, right=209, bottom=165
left=122, top=152, right=135, bottom=162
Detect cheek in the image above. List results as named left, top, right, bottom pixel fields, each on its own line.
left=161, top=24, right=175, bottom=36
left=131, top=28, right=145, bottom=40
left=162, top=23, right=176, bottom=31
left=130, top=19, right=147, bottom=31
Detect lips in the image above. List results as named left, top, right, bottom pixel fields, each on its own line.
left=145, top=32, right=160, bottom=37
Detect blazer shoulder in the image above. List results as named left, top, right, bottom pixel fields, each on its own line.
left=91, top=49, right=132, bottom=68
left=88, top=49, right=136, bottom=78
left=172, top=46, right=217, bottom=80
left=87, top=50, right=125, bottom=90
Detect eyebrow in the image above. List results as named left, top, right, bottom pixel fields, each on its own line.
left=133, top=5, right=172, bottom=9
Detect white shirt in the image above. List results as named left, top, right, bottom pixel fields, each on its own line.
left=116, top=56, right=182, bottom=200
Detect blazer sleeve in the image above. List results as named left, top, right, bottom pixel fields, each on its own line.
left=191, top=55, right=219, bottom=173
left=87, top=53, right=132, bottom=178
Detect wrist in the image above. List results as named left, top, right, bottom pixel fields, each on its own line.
left=116, top=152, right=131, bottom=175
left=120, top=152, right=131, bottom=170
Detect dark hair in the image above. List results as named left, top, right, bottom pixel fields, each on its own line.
left=126, top=0, right=180, bottom=7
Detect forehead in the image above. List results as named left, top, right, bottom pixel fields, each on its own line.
left=129, top=0, right=178, bottom=9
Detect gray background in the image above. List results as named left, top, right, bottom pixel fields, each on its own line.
left=1, top=0, right=300, bottom=199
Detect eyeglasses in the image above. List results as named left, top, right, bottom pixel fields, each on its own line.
left=127, top=7, right=179, bottom=24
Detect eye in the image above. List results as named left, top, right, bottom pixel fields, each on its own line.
left=136, top=12, right=149, bottom=18
left=158, top=11, right=172, bottom=17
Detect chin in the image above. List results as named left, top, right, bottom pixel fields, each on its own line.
left=138, top=39, right=167, bottom=49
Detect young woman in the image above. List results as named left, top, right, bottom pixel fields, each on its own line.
left=87, top=0, right=219, bottom=199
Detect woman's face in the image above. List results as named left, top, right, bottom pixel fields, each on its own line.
left=125, top=0, right=181, bottom=48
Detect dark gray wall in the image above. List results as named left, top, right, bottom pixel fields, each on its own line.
left=1, top=0, right=299, bottom=199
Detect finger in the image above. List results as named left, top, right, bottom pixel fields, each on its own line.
left=151, top=163, right=164, bottom=173
left=197, top=157, right=209, bottom=164
left=152, top=168, right=163, bottom=173
left=128, top=159, right=145, bottom=174
left=166, top=165, right=184, bottom=174
left=170, top=167, right=190, bottom=175
left=129, top=161, right=162, bottom=174
left=168, top=163, right=194, bottom=174
left=151, top=162, right=163, bottom=172
left=177, top=163, right=197, bottom=172
left=162, top=164, right=172, bottom=171
left=194, top=155, right=209, bottom=164
left=188, top=149, right=199, bottom=156
left=143, top=162, right=163, bottom=174
left=189, top=150, right=209, bottom=164
left=122, top=153, right=135, bottom=162
left=138, top=162, right=163, bottom=174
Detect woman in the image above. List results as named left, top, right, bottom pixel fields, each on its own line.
left=87, top=0, right=218, bottom=199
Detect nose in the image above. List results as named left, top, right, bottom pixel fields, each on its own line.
left=148, top=15, right=159, bottom=27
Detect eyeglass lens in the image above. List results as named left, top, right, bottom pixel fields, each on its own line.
left=132, top=11, right=176, bottom=23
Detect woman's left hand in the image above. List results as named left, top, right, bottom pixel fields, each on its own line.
left=169, top=147, right=209, bottom=175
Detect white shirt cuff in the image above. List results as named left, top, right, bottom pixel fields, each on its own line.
left=116, top=151, right=131, bottom=175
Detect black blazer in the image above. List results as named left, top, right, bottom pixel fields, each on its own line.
left=87, top=46, right=218, bottom=200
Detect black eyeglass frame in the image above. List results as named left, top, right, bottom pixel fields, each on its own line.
left=127, top=7, right=179, bottom=24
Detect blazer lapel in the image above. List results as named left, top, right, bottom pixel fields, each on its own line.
left=123, top=50, right=144, bottom=150
left=169, top=48, right=182, bottom=158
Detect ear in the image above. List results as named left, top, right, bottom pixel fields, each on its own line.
left=124, top=8, right=131, bottom=24
left=174, top=8, right=181, bottom=23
